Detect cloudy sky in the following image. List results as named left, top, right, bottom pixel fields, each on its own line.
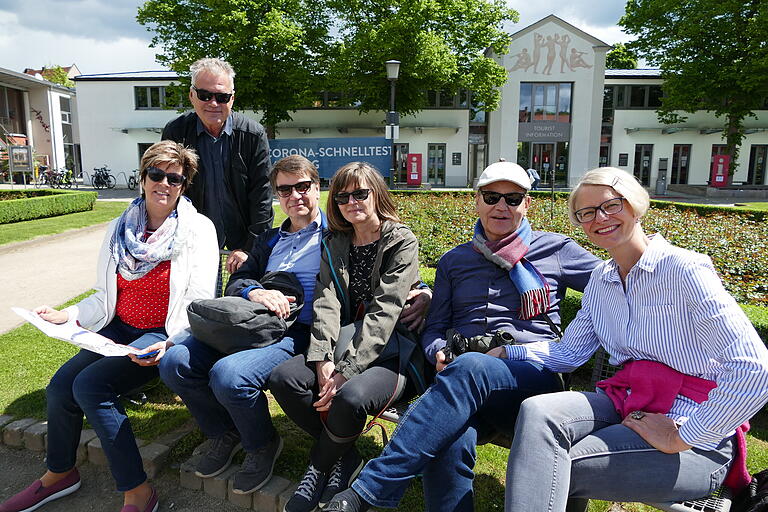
left=0, top=0, right=631, bottom=76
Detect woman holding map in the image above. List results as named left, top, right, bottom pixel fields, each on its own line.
left=0, top=140, right=218, bottom=512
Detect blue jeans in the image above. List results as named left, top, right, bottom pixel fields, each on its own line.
left=351, top=352, right=563, bottom=511
left=46, top=317, right=167, bottom=491
left=158, top=323, right=309, bottom=452
left=505, top=391, right=734, bottom=512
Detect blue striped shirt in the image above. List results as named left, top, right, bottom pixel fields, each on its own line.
left=507, top=234, right=768, bottom=450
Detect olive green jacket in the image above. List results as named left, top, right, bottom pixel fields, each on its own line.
left=308, top=221, right=421, bottom=380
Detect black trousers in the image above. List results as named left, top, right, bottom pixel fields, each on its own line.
left=270, top=354, right=409, bottom=471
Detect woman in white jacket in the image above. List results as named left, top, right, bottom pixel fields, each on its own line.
left=0, top=141, right=218, bottom=512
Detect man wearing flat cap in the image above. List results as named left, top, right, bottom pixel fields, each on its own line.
left=323, top=161, right=600, bottom=512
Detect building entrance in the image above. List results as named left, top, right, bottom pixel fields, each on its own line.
left=748, top=145, right=767, bottom=185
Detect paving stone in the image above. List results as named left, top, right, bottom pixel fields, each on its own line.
left=227, top=469, right=253, bottom=509
left=180, top=453, right=204, bottom=491
left=23, top=421, right=47, bottom=451
left=140, top=442, right=170, bottom=479
left=76, top=429, right=98, bottom=464
left=0, top=415, right=14, bottom=431
left=277, top=482, right=299, bottom=512
left=87, top=437, right=107, bottom=466
left=3, top=418, right=37, bottom=447
left=253, top=475, right=290, bottom=511
left=204, top=465, right=238, bottom=500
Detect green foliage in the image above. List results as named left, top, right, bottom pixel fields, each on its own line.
left=137, top=0, right=333, bottom=128
left=620, top=0, right=768, bottom=176
left=44, top=65, right=75, bottom=88
left=605, top=42, right=637, bottom=69
left=0, top=190, right=96, bottom=224
left=393, top=191, right=768, bottom=306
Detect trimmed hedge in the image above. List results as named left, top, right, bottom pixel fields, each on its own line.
left=0, top=190, right=97, bottom=224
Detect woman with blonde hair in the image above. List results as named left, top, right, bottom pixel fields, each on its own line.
left=270, top=162, right=425, bottom=512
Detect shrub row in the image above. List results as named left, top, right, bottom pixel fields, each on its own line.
left=0, top=190, right=97, bottom=224
left=394, top=191, right=768, bottom=306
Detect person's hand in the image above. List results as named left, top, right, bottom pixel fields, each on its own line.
left=399, top=288, right=432, bottom=332
left=435, top=349, right=449, bottom=373
left=313, top=373, right=348, bottom=412
left=486, top=346, right=507, bottom=359
left=226, top=249, right=249, bottom=273
left=33, top=305, right=68, bottom=324
left=247, top=288, right=296, bottom=318
left=622, top=411, right=692, bottom=454
left=128, top=340, right=173, bottom=367
left=316, top=361, right=335, bottom=390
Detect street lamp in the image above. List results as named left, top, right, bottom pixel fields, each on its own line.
left=385, top=60, right=400, bottom=187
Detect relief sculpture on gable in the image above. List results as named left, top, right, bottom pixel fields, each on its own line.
left=507, top=32, right=593, bottom=75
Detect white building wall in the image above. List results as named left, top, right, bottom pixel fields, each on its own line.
left=26, top=87, right=54, bottom=167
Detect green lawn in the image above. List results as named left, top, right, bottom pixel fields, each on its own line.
left=734, top=202, right=768, bottom=211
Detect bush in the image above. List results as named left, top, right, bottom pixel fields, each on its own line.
left=395, top=191, right=768, bottom=307
left=0, top=190, right=97, bottom=224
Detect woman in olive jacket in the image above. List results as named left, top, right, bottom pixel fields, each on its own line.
left=270, top=162, right=423, bottom=512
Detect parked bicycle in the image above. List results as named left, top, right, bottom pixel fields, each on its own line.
left=127, top=169, right=139, bottom=190
left=35, top=166, right=58, bottom=188
left=92, top=165, right=116, bottom=189
left=55, top=168, right=74, bottom=188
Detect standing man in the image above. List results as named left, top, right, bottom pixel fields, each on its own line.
left=162, top=57, right=273, bottom=272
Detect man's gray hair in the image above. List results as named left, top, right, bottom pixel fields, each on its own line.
left=189, top=58, right=236, bottom=89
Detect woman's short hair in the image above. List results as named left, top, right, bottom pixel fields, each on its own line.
left=190, top=58, right=236, bottom=89
left=139, top=140, right=199, bottom=197
left=326, top=162, right=400, bottom=233
left=270, top=155, right=320, bottom=190
left=568, top=167, right=649, bottom=225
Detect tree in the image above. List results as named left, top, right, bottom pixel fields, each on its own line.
left=324, top=0, right=518, bottom=116
left=45, top=66, right=75, bottom=88
left=621, top=0, right=768, bottom=179
left=137, top=0, right=333, bottom=131
left=605, top=43, right=637, bottom=70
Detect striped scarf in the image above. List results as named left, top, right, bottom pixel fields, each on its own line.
left=472, top=218, right=550, bottom=320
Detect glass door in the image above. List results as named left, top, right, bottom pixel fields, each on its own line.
left=671, top=144, right=691, bottom=184
left=427, top=143, right=446, bottom=186
left=633, top=144, right=653, bottom=186
left=532, top=143, right=554, bottom=186
left=394, top=143, right=409, bottom=184
left=468, top=143, right=487, bottom=186
left=748, top=145, right=767, bottom=185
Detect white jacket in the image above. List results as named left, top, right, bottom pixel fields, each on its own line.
left=64, top=210, right=219, bottom=340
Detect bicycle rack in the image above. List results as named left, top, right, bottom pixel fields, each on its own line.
left=116, top=171, right=129, bottom=188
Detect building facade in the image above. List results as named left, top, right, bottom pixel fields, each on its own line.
left=73, top=15, right=768, bottom=189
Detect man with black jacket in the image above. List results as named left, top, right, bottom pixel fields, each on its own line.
left=161, top=57, right=273, bottom=272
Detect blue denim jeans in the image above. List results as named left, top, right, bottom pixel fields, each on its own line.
left=505, top=391, right=734, bottom=512
left=351, top=352, right=563, bottom=511
left=46, top=317, right=167, bottom=491
left=158, top=323, right=309, bottom=452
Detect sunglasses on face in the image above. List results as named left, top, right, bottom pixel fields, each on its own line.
left=573, top=197, right=625, bottom=223
left=146, top=166, right=187, bottom=187
left=276, top=180, right=313, bottom=198
left=480, top=191, right=526, bottom=207
left=192, top=86, right=233, bottom=103
left=334, top=188, right=371, bottom=205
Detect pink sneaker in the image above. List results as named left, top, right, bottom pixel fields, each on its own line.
left=0, top=468, right=81, bottom=512
left=119, top=487, right=158, bottom=512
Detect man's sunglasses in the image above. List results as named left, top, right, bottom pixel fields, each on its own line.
left=192, top=86, right=233, bottom=103
left=276, top=180, right=313, bottom=198
left=146, top=166, right=186, bottom=187
left=480, top=191, right=526, bottom=206
left=334, top=188, right=371, bottom=205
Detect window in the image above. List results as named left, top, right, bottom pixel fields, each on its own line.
left=60, top=96, right=71, bottom=123
left=304, top=91, right=360, bottom=109
left=520, top=82, right=572, bottom=123
left=0, top=86, right=26, bottom=134
left=611, top=85, right=664, bottom=109
left=519, top=83, right=532, bottom=122
left=134, top=86, right=186, bottom=110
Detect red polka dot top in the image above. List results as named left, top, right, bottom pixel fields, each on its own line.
left=116, top=259, right=172, bottom=330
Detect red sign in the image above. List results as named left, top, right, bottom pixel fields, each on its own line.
left=407, top=153, right=422, bottom=186
left=710, top=155, right=730, bottom=188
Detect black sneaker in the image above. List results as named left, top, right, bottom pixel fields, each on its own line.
left=232, top=434, right=284, bottom=494
left=194, top=431, right=242, bottom=478
left=321, top=488, right=370, bottom=512
left=319, top=449, right=364, bottom=507
left=284, top=464, right=328, bottom=512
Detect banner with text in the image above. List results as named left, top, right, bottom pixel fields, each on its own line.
left=269, top=137, right=392, bottom=178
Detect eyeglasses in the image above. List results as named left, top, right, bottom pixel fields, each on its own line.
left=276, top=180, right=313, bottom=198
left=334, top=188, right=371, bottom=205
left=574, top=197, right=625, bottom=223
left=146, top=166, right=187, bottom=187
left=192, top=86, right=233, bottom=103
left=480, top=191, right=526, bottom=207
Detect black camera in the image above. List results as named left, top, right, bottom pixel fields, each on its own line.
left=440, top=329, right=516, bottom=363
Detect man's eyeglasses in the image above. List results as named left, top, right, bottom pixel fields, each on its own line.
left=192, top=86, right=233, bottom=103
left=276, top=180, right=313, bottom=198
left=334, top=189, right=371, bottom=205
left=146, top=166, right=186, bottom=187
left=480, top=191, right=526, bottom=207
left=573, top=197, right=625, bottom=223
